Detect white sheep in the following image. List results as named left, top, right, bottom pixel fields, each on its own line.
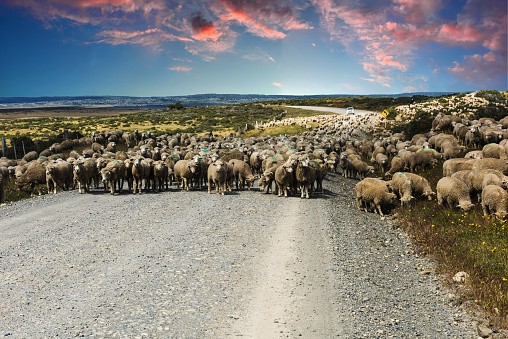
left=481, top=185, right=508, bottom=220
left=436, top=177, right=474, bottom=213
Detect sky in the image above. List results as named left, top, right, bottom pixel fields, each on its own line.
left=0, top=0, right=506, bottom=97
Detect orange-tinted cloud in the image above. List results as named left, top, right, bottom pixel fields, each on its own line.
left=272, top=82, right=282, bottom=87
left=169, top=66, right=192, bottom=72
left=191, top=13, right=222, bottom=41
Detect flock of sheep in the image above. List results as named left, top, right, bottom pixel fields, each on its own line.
left=1, top=111, right=508, bottom=222
left=351, top=113, right=508, bottom=219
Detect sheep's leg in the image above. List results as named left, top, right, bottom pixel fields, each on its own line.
left=482, top=204, right=489, bottom=218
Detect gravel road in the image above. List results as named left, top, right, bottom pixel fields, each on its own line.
left=0, top=173, right=479, bottom=338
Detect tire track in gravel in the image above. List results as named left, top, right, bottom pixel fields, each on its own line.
left=229, top=197, right=343, bottom=338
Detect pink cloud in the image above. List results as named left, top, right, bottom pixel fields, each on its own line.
left=272, top=82, right=282, bottom=87
left=220, top=7, right=286, bottom=40
left=446, top=52, right=507, bottom=86
left=95, top=28, right=192, bottom=46
left=393, top=0, right=442, bottom=23
left=190, top=13, right=223, bottom=41
left=53, top=0, right=131, bottom=8
left=360, top=78, right=375, bottom=82
left=169, top=66, right=192, bottom=72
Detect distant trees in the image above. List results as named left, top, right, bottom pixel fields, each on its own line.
left=168, top=101, right=184, bottom=110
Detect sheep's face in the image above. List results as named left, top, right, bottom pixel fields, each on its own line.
left=101, top=169, right=112, bottom=181
left=458, top=201, right=474, bottom=214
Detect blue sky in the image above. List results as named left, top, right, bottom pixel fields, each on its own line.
left=0, top=0, right=506, bottom=97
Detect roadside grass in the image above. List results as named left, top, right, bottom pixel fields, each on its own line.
left=393, top=161, right=508, bottom=328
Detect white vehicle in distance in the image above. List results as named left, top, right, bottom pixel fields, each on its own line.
left=346, top=107, right=355, bottom=115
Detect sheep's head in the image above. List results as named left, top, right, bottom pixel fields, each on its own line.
left=101, top=168, right=112, bottom=181
left=458, top=201, right=474, bottom=214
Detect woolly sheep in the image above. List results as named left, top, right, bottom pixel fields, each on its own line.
left=259, top=163, right=282, bottom=194
left=296, top=155, right=316, bottom=199
left=375, top=153, right=389, bottom=173
left=391, top=172, right=414, bottom=205
left=275, top=162, right=294, bottom=197
left=351, top=159, right=374, bottom=180
left=355, top=179, right=398, bottom=216
left=406, top=173, right=435, bottom=201
left=442, top=158, right=478, bottom=177
left=472, top=158, right=508, bottom=175
left=15, top=161, right=47, bottom=196
left=450, top=170, right=472, bottom=184
left=466, top=169, right=508, bottom=203
left=229, top=159, right=257, bottom=190
left=46, top=160, right=73, bottom=194
left=207, top=160, right=227, bottom=195
left=385, top=156, right=404, bottom=177
left=482, top=143, right=507, bottom=160
left=132, top=157, right=152, bottom=194
left=153, top=160, right=169, bottom=192
left=22, top=151, right=38, bottom=162
left=436, top=177, right=474, bottom=213
left=481, top=185, right=508, bottom=220
left=101, top=160, right=126, bottom=195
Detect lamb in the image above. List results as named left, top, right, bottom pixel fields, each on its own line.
left=339, top=153, right=354, bottom=178
left=481, top=185, right=508, bottom=220
left=385, top=156, right=404, bottom=177
left=391, top=172, right=414, bottom=204
left=274, top=161, right=294, bottom=197
left=406, top=173, right=435, bottom=200
left=46, top=160, right=73, bottom=194
left=15, top=161, right=47, bottom=196
left=472, top=158, right=508, bottom=175
left=354, top=179, right=398, bottom=216
left=101, top=160, right=126, bottom=195
left=153, top=160, right=169, bottom=192
left=351, top=159, right=375, bottom=180
left=229, top=159, right=257, bottom=190
left=436, top=177, right=474, bottom=213
left=295, top=155, right=316, bottom=199
left=315, top=159, right=335, bottom=192
left=466, top=169, right=508, bottom=203
left=207, top=160, right=227, bottom=195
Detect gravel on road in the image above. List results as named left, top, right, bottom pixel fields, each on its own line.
left=0, top=173, right=479, bottom=338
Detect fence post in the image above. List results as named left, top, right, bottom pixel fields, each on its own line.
left=22, top=140, right=26, bottom=156
left=13, top=141, right=17, bottom=160
left=1, top=138, right=6, bottom=157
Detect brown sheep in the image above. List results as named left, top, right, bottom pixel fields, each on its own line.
left=15, top=161, right=47, bottom=196
left=274, top=162, right=293, bottom=197
left=295, top=155, right=316, bottom=199
left=101, top=160, right=126, bottom=195
left=153, top=160, right=169, bottom=192
left=229, top=159, right=257, bottom=190
left=46, top=160, right=73, bottom=194
left=132, top=157, right=152, bottom=194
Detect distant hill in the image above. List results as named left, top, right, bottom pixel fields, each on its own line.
left=0, top=92, right=458, bottom=109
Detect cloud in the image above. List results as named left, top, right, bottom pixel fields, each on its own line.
left=272, top=82, right=282, bottom=87
left=169, top=66, right=192, bottom=72
left=190, top=13, right=222, bottom=41
left=95, top=28, right=192, bottom=47
left=311, top=0, right=507, bottom=88
left=243, top=48, right=275, bottom=62
left=446, top=52, right=507, bottom=87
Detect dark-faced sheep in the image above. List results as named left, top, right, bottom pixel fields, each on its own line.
left=436, top=177, right=474, bottom=213
left=481, top=185, right=508, bottom=220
